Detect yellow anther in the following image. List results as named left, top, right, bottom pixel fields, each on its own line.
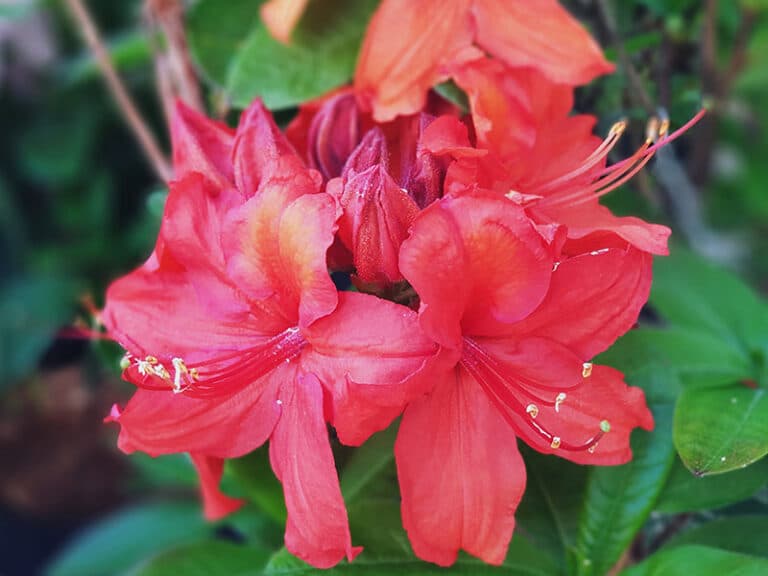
left=550, top=437, right=561, bottom=449
left=600, top=420, right=611, bottom=433
left=526, top=404, right=539, bottom=419
left=119, top=355, right=131, bottom=371
left=582, top=362, right=593, bottom=378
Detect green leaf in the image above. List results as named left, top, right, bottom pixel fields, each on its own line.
left=263, top=538, right=558, bottom=575
left=228, top=445, right=287, bottom=525
left=621, top=545, right=768, bottom=576
left=597, top=330, right=683, bottom=404
left=340, top=422, right=398, bottom=504
left=0, top=275, right=77, bottom=389
left=663, top=516, right=768, bottom=558
left=673, top=386, right=768, bottom=475
left=651, top=250, right=768, bottom=363
left=131, top=541, right=271, bottom=576
left=635, top=328, right=751, bottom=389
left=575, top=405, right=676, bottom=576
left=655, top=455, right=768, bottom=513
left=515, top=448, right=588, bottom=568
left=187, top=0, right=264, bottom=86
left=227, top=0, right=378, bottom=109
left=45, top=502, right=212, bottom=576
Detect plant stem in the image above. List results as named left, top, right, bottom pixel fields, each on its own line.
left=63, top=0, right=172, bottom=182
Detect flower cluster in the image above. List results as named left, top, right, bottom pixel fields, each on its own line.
left=104, top=0, right=699, bottom=568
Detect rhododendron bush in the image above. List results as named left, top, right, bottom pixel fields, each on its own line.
left=9, top=1, right=768, bottom=576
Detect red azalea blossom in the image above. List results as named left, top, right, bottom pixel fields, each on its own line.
left=430, top=59, right=704, bottom=257
left=103, top=100, right=438, bottom=568
left=355, top=0, right=614, bottom=121
left=391, top=192, right=654, bottom=566
left=287, top=89, right=473, bottom=292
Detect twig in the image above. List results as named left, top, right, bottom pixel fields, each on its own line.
left=63, top=0, right=172, bottom=182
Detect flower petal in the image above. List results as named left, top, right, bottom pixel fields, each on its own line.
left=302, top=291, right=442, bottom=445
left=396, top=365, right=526, bottom=566
left=472, top=0, right=614, bottom=85
left=535, top=200, right=671, bottom=256
left=260, top=0, right=309, bottom=43
left=190, top=454, right=244, bottom=520
left=355, top=0, right=478, bottom=121
left=330, top=131, right=421, bottom=286
left=232, top=99, right=321, bottom=198
left=269, top=373, right=361, bottom=568
left=171, top=100, right=235, bottom=188
left=505, top=246, right=652, bottom=359
left=507, top=364, right=654, bottom=465
left=110, top=366, right=283, bottom=458
left=400, top=192, right=553, bottom=349
left=225, top=191, right=340, bottom=328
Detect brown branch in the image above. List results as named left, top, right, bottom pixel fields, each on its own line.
left=63, top=0, right=172, bottom=182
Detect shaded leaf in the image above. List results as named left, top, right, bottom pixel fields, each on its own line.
left=131, top=541, right=270, bottom=576
left=227, top=0, right=378, bottom=109
left=228, top=445, right=287, bottom=526
left=621, top=545, right=768, bottom=576
left=651, top=250, right=768, bottom=362
left=45, top=502, right=212, bottom=576
left=663, top=516, right=768, bottom=558
left=655, top=455, right=768, bottom=513
left=187, top=0, right=264, bottom=86
left=0, top=275, right=77, bottom=389
left=575, top=405, right=676, bottom=576
left=515, top=448, right=588, bottom=568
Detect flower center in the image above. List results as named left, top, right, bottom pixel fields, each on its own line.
left=120, top=326, right=307, bottom=398
left=460, top=337, right=608, bottom=453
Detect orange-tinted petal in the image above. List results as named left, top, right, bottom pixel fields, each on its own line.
left=505, top=247, right=652, bottom=359
left=400, top=192, right=553, bottom=349
left=396, top=365, right=525, bottom=566
left=355, top=0, right=479, bottom=121
left=508, top=364, right=653, bottom=465
left=302, top=291, right=442, bottom=445
left=225, top=190, right=339, bottom=328
left=111, top=365, right=283, bottom=458
left=269, top=373, right=361, bottom=568
left=472, top=0, right=614, bottom=85
left=260, top=0, right=309, bottom=44
left=535, top=200, right=671, bottom=256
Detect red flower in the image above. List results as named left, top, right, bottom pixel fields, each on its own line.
left=355, top=0, right=614, bottom=121
left=104, top=101, right=437, bottom=568
left=287, top=89, right=473, bottom=292
left=392, top=192, right=653, bottom=566
left=432, top=59, right=704, bottom=256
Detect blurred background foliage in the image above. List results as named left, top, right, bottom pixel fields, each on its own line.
left=1, top=0, right=768, bottom=575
